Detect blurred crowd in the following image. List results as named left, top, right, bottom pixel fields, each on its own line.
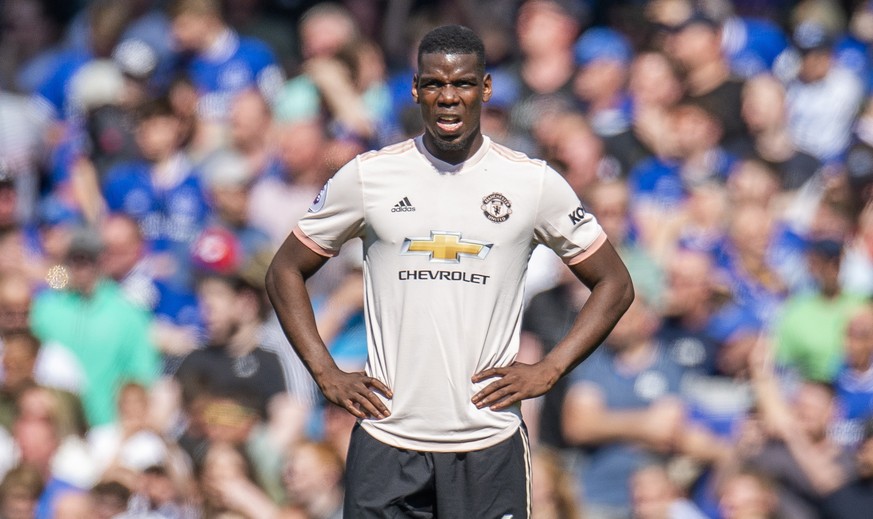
left=1, top=0, right=873, bottom=518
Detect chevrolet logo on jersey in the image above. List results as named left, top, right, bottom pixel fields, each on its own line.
left=401, top=232, right=492, bottom=263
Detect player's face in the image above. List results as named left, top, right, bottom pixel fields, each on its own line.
left=413, top=52, right=492, bottom=163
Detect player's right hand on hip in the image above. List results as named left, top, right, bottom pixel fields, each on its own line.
left=318, top=368, right=392, bottom=420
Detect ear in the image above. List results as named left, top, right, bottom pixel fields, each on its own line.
left=482, top=72, right=493, bottom=103
left=411, top=74, right=420, bottom=104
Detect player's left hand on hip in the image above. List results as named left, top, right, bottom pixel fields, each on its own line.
left=470, top=362, right=556, bottom=411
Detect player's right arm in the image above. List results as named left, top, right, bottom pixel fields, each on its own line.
left=265, top=233, right=392, bottom=420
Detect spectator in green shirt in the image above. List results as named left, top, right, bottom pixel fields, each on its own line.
left=30, top=226, right=159, bottom=427
left=776, top=237, right=867, bottom=381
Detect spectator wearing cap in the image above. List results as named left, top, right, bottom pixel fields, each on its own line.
left=783, top=21, right=864, bottom=162
left=29, top=226, right=159, bottom=427
left=775, top=237, right=868, bottom=382
left=573, top=27, right=633, bottom=140
left=718, top=7, right=789, bottom=79
left=200, top=148, right=271, bottom=264
left=661, top=11, right=752, bottom=156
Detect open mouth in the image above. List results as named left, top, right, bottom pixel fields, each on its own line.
left=436, top=114, right=463, bottom=134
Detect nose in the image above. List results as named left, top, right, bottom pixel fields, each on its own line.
left=438, top=85, right=460, bottom=105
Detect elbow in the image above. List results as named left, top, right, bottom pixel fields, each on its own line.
left=264, top=258, right=279, bottom=301
left=613, top=269, right=634, bottom=315
left=620, top=275, right=635, bottom=313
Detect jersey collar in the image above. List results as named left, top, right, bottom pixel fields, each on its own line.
left=414, top=135, right=491, bottom=174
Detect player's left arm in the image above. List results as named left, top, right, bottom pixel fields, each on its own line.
left=472, top=239, right=633, bottom=410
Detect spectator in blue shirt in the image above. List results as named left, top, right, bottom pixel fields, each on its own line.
left=563, top=296, right=687, bottom=519
left=169, top=0, right=284, bottom=123
left=102, top=97, right=210, bottom=292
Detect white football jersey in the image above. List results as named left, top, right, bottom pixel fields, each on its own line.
left=295, top=136, right=605, bottom=452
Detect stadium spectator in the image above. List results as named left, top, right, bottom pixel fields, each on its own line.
left=102, top=97, right=210, bottom=292
left=29, top=227, right=159, bottom=427
left=562, top=296, right=685, bottom=518
left=510, top=0, right=584, bottom=138
left=32, top=0, right=132, bottom=122
left=661, top=11, right=751, bottom=155
left=281, top=441, right=344, bottom=519
left=832, top=301, right=873, bottom=446
left=196, top=441, right=272, bottom=518
left=86, top=382, right=167, bottom=483
left=175, top=268, right=288, bottom=420
left=248, top=118, right=330, bottom=248
left=782, top=416, right=873, bottom=519
left=168, top=0, right=283, bottom=123
left=743, top=347, right=856, bottom=519
left=658, top=247, right=759, bottom=377
left=200, top=149, right=272, bottom=263
left=630, top=462, right=708, bottom=519
left=775, top=237, right=867, bottom=381
left=716, top=469, right=779, bottom=519
left=0, top=273, right=32, bottom=335
left=90, top=480, right=131, bottom=519
left=228, top=89, right=280, bottom=180
left=530, top=448, right=582, bottom=519
left=572, top=27, right=634, bottom=146
left=720, top=204, right=791, bottom=325
left=589, top=179, right=664, bottom=306
left=99, top=213, right=159, bottom=310
left=0, top=331, right=40, bottom=430
left=740, top=74, right=822, bottom=192
left=0, top=464, right=43, bottom=519
left=783, top=21, right=864, bottom=162
left=626, top=50, right=684, bottom=170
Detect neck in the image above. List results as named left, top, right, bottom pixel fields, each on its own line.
left=685, top=60, right=729, bottom=96
left=227, top=321, right=259, bottom=356
left=423, top=131, right=483, bottom=165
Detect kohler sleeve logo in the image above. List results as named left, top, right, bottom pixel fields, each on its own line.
left=568, top=206, right=587, bottom=225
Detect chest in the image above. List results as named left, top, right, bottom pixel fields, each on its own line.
left=361, top=167, right=539, bottom=250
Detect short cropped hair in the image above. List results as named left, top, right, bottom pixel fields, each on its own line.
left=169, top=0, right=221, bottom=18
left=135, top=97, right=176, bottom=122
left=417, top=25, right=486, bottom=74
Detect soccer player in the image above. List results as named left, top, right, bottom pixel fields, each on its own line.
left=265, top=25, right=634, bottom=517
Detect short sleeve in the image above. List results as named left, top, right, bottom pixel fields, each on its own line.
left=294, top=158, right=366, bottom=256
left=534, top=166, right=606, bottom=264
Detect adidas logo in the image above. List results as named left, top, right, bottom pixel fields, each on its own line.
left=391, top=196, right=416, bottom=212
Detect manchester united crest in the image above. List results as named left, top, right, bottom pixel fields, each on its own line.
left=481, top=192, right=512, bottom=223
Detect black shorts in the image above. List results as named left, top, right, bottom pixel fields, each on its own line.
left=344, top=424, right=531, bottom=518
